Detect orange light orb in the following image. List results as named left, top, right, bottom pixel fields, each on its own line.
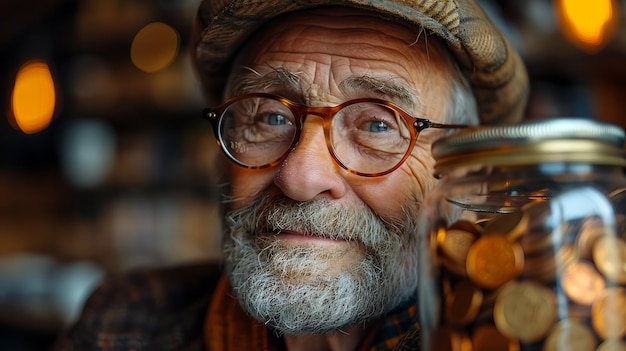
left=11, top=60, right=57, bottom=134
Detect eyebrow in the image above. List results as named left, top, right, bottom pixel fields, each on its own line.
left=339, top=75, right=418, bottom=111
left=228, top=66, right=419, bottom=112
left=229, top=66, right=303, bottom=98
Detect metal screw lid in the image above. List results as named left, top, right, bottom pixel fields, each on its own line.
left=432, top=118, right=626, bottom=175
left=433, top=118, right=624, bottom=157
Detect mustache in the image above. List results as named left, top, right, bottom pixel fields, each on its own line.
left=225, top=192, right=403, bottom=249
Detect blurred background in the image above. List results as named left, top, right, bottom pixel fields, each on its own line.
left=0, top=0, right=625, bottom=350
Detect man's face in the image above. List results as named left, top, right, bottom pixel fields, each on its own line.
left=221, top=8, right=458, bottom=334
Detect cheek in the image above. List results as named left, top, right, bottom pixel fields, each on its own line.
left=230, top=167, right=276, bottom=208
left=406, top=144, right=439, bottom=192
left=353, top=146, right=438, bottom=221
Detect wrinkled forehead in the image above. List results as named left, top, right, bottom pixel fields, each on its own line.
left=225, top=7, right=457, bottom=106
left=245, top=7, right=451, bottom=58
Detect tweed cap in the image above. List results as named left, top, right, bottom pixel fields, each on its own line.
left=193, top=0, right=529, bottom=125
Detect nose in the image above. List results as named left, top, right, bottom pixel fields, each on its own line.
left=274, top=116, right=348, bottom=201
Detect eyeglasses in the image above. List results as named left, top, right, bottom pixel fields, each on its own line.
left=203, top=93, right=469, bottom=177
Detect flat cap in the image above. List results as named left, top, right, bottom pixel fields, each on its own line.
left=193, top=0, right=529, bottom=125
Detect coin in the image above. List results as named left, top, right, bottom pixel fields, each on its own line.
left=566, top=301, right=592, bottom=320
left=439, top=228, right=477, bottom=266
left=592, top=236, right=626, bottom=284
left=475, top=218, right=492, bottom=227
left=596, top=339, right=626, bottom=351
left=542, top=319, right=597, bottom=351
left=576, top=224, right=609, bottom=259
left=493, top=281, right=556, bottom=343
left=471, top=324, right=520, bottom=351
left=449, top=219, right=484, bottom=236
left=522, top=248, right=557, bottom=282
left=527, top=244, right=578, bottom=283
left=521, top=201, right=551, bottom=230
left=466, top=235, right=524, bottom=290
left=444, top=279, right=483, bottom=326
left=609, top=187, right=626, bottom=199
left=561, top=260, right=606, bottom=306
left=483, top=208, right=529, bottom=242
left=429, top=325, right=472, bottom=351
left=440, top=254, right=469, bottom=277
left=516, top=201, right=554, bottom=254
left=616, top=214, right=626, bottom=238
left=591, top=287, right=626, bottom=340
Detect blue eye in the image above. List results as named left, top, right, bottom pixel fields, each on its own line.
left=267, top=113, right=290, bottom=126
left=370, top=121, right=389, bottom=132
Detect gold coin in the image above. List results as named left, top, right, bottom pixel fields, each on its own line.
left=493, top=281, right=556, bottom=344
left=429, top=325, right=472, bottom=351
left=475, top=217, right=492, bottom=227
left=561, top=260, right=606, bottom=306
left=592, top=236, right=626, bottom=284
left=616, top=214, right=626, bottom=238
left=591, top=287, right=626, bottom=340
left=466, top=235, right=524, bottom=290
left=519, top=229, right=554, bottom=255
left=526, top=244, right=578, bottom=284
left=440, top=254, right=469, bottom=277
left=517, top=201, right=553, bottom=254
left=441, top=274, right=454, bottom=297
left=483, top=208, right=529, bottom=242
left=522, top=248, right=557, bottom=282
left=609, top=187, right=626, bottom=198
left=471, top=324, right=520, bottom=351
left=566, top=301, right=592, bottom=320
left=542, top=319, right=597, bottom=351
left=444, top=279, right=483, bottom=326
left=576, top=224, right=609, bottom=259
left=521, top=201, right=551, bottom=229
left=596, top=339, right=626, bottom=351
left=449, top=219, right=484, bottom=236
left=439, top=228, right=477, bottom=266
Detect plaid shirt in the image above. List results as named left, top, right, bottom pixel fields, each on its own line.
left=52, top=262, right=421, bottom=351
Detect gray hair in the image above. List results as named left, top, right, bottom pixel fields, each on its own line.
left=445, top=62, right=480, bottom=126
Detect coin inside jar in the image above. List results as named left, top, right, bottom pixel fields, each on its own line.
left=576, top=223, right=610, bottom=259
left=593, top=236, right=626, bottom=284
left=444, top=279, right=483, bottom=326
left=493, top=281, right=556, bottom=344
left=596, top=339, right=626, bottom=351
left=483, top=208, right=529, bottom=241
left=542, top=319, right=597, bottom=351
left=591, top=287, right=626, bottom=340
left=438, top=228, right=477, bottom=267
left=471, top=324, right=520, bottom=351
left=428, top=325, right=472, bottom=351
left=560, top=260, right=606, bottom=306
left=466, top=235, right=524, bottom=290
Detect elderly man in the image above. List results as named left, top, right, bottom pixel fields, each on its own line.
left=54, top=0, right=528, bottom=350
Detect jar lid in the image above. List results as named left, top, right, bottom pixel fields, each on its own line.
left=432, top=118, right=626, bottom=176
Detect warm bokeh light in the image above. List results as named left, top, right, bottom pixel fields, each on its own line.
left=556, top=0, right=620, bottom=53
left=10, top=60, right=57, bottom=134
left=131, top=22, right=180, bottom=73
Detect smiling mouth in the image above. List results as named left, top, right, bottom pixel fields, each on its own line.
left=275, top=230, right=348, bottom=243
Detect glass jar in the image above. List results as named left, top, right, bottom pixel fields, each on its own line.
left=418, top=118, right=626, bottom=351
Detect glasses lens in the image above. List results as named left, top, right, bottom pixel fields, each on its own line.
left=330, top=102, right=412, bottom=174
left=218, top=97, right=297, bottom=167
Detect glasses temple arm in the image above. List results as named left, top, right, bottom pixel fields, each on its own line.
left=414, top=118, right=470, bottom=132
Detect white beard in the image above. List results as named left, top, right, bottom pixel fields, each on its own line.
left=223, top=192, right=420, bottom=335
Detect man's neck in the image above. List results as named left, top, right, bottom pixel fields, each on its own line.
left=282, top=323, right=376, bottom=351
